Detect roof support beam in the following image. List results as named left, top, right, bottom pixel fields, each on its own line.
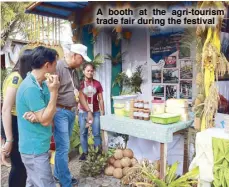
left=26, top=2, right=42, bottom=11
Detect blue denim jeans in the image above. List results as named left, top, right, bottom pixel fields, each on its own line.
left=79, top=111, right=102, bottom=153
left=53, top=108, right=75, bottom=187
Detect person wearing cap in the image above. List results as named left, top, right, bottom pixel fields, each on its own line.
left=53, top=44, right=93, bottom=186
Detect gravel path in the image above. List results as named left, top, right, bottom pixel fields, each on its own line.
left=1, top=153, right=123, bottom=187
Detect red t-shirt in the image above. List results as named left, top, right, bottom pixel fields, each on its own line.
left=79, top=79, right=103, bottom=112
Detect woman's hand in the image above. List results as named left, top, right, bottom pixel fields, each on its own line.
left=100, top=110, right=105, bottom=116
left=2, top=141, right=13, bottom=156
left=23, top=112, right=39, bottom=123
left=87, top=111, right=93, bottom=124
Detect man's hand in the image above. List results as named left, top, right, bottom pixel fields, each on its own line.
left=23, top=112, right=39, bottom=123
left=46, top=75, right=60, bottom=93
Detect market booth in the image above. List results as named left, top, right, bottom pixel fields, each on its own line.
left=25, top=1, right=229, bottom=185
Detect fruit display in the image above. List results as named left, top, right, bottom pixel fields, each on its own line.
left=104, top=148, right=138, bottom=179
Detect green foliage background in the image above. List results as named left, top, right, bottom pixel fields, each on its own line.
left=1, top=2, right=31, bottom=47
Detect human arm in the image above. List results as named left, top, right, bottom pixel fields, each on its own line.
left=1, top=87, right=16, bottom=154
left=25, top=75, right=60, bottom=126
left=79, top=91, right=93, bottom=124
left=98, top=93, right=105, bottom=115
left=23, top=112, right=39, bottom=123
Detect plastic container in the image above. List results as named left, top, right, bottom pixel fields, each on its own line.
left=134, top=100, right=139, bottom=108
left=150, top=113, right=181, bottom=124
left=123, top=109, right=130, bottom=117
left=224, top=115, right=229, bottom=133
left=151, top=100, right=165, bottom=114
left=143, top=109, right=150, bottom=121
left=113, top=103, right=125, bottom=116
left=138, top=109, right=144, bottom=120
left=112, top=95, right=138, bottom=105
left=113, top=95, right=138, bottom=117
left=144, top=102, right=150, bottom=109
left=166, top=99, right=188, bottom=108
left=133, top=109, right=138, bottom=119
left=138, top=101, right=144, bottom=109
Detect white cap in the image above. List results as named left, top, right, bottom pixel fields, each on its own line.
left=70, top=44, right=91, bottom=62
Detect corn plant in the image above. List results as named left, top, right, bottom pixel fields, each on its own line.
left=135, top=162, right=199, bottom=187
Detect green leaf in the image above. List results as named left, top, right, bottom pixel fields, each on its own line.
left=169, top=167, right=199, bottom=187
left=166, top=162, right=179, bottom=184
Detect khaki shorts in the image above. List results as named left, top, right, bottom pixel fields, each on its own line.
left=21, top=152, right=56, bottom=187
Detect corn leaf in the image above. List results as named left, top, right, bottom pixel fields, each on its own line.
left=165, top=162, right=179, bottom=184
left=169, top=167, right=199, bottom=187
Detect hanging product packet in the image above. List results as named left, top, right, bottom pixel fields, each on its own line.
left=83, top=81, right=96, bottom=128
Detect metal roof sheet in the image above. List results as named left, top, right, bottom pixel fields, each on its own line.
left=26, top=2, right=88, bottom=20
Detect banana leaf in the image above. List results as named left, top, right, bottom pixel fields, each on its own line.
left=70, top=117, right=80, bottom=151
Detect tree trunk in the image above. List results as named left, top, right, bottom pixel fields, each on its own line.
left=1, top=18, right=18, bottom=48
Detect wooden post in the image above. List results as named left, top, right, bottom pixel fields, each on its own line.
left=183, top=129, right=189, bottom=174
left=102, top=130, right=109, bottom=152
left=160, top=143, right=167, bottom=180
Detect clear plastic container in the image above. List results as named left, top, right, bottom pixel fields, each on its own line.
left=144, top=102, right=150, bottom=109
left=151, top=100, right=165, bottom=114
left=224, top=115, right=229, bottom=134
left=113, top=95, right=138, bottom=117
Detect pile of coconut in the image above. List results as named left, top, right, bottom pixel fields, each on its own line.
left=104, top=148, right=138, bottom=179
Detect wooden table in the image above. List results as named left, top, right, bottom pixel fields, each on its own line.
left=100, top=115, right=193, bottom=179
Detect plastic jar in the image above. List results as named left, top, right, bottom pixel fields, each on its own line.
left=138, top=100, right=144, bottom=109
left=138, top=109, right=144, bottom=120
left=133, top=109, right=138, bottom=119
left=143, top=109, right=150, bottom=121
left=134, top=100, right=139, bottom=108
left=144, top=101, right=150, bottom=109
left=151, top=100, right=165, bottom=114
left=224, top=116, right=229, bottom=134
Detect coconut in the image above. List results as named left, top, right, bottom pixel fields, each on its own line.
left=104, top=165, right=115, bottom=176
left=113, top=168, right=123, bottom=179
left=120, top=157, right=131, bottom=168
left=114, top=149, right=123, bottom=160
left=122, top=167, right=130, bottom=176
left=108, top=157, right=116, bottom=165
left=130, top=158, right=138, bottom=166
left=123, top=149, right=134, bottom=158
left=114, top=160, right=122, bottom=168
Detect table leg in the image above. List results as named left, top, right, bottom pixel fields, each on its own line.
left=183, top=129, right=189, bottom=174
left=160, top=143, right=167, bottom=180
left=102, top=130, right=108, bottom=152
